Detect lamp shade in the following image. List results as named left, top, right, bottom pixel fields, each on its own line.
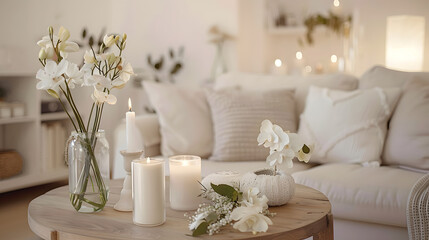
left=385, top=15, right=425, bottom=71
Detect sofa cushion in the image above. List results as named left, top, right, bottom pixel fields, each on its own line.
left=383, top=80, right=429, bottom=170
left=298, top=86, right=401, bottom=164
left=144, top=82, right=213, bottom=158
left=359, top=65, right=429, bottom=89
left=205, top=88, right=296, bottom=161
left=292, top=163, right=424, bottom=227
left=214, top=72, right=358, bottom=118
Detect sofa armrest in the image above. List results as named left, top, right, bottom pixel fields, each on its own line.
left=112, top=114, right=161, bottom=179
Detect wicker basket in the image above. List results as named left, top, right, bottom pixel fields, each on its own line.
left=0, top=150, right=23, bottom=179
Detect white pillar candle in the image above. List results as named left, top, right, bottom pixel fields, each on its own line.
left=169, top=155, right=202, bottom=211
left=126, top=98, right=140, bottom=152
left=132, top=158, right=165, bottom=226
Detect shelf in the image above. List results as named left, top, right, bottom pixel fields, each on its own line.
left=41, top=112, right=69, bottom=122
left=267, top=26, right=325, bottom=36
left=0, top=116, right=36, bottom=125
left=0, top=167, right=68, bottom=193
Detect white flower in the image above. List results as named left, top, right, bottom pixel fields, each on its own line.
left=287, top=133, right=304, bottom=152
left=84, top=50, right=97, bottom=64
left=36, top=60, right=68, bottom=98
left=103, top=34, right=116, bottom=47
left=189, top=212, right=208, bottom=231
left=58, top=40, right=79, bottom=58
left=266, top=148, right=295, bottom=168
left=231, top=206, right=273, bottom=233
left=64, top=62, right=83, bottom=88
left=58, top=26, right=70, bottom=42
left=37, top=36, right=56, bottom=60
left=241, top=188, right=268, bottom=211
left=297, top=144, right=313, bottom=163
left=91, top=87, right=117, bottom=105
left=257, top=120, right=289, bottom=152
left=119, top=61, right=135, bottom=82
left=38, top=48, right=47, bottom=60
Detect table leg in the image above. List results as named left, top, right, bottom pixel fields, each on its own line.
left=314, top=213, right=334, bottom=240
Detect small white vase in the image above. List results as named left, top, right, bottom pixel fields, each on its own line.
left=240, top=169, right=295, bottom=206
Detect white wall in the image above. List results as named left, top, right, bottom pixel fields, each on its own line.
left=237, top=0, right=429, bottom=76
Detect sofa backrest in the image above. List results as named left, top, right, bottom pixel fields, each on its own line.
left=214, top=72, right=359, bottom=117
left=360, top=65, right=429, bottom=89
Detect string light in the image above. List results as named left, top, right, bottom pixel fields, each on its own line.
left=296, top=51, right=303, bottom=60
left=331, top=55, right=338, bottom=63
left=274, top=59, right=282, bottom=67
left=333, top=0, right=340, bottom=7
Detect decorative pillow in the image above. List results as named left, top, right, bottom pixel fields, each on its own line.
left=143, top=82, right=213, bottom=158
left=215, top=72, right=359, bottom=117
left=298, top=86, right=401, bottom=164
left=206, top=88, right=296, bottom=161
left=383, top=80, right=429, bottom=170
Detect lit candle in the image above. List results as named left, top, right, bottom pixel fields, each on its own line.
left=330, top=54, right=338, bottom=73
left=169, top=155, right=202, bottom=210
left=126, top=98, right=140, bottom=152
left=132, top=157, right=165, bottom=226
left=271, top=58, right=287, bottom=75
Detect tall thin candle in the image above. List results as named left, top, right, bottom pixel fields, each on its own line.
left=126, top=98, right=140, bottom=152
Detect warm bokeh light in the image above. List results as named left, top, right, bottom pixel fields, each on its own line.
left=274, top=59, right=282, bottom=67
left=296, top=51, right=303, bottom=60
left=331, top=55, right=338, bottom=63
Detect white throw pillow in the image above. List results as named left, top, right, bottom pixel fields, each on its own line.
left=143, top=82, right=213, bottom=158
left=206, top=88, right=296, bottom=162
left=215, top=72, right=358, bottom=117
left=383, top=80, right=429, bottom=170
left=298, top=86, right=402, bottom=164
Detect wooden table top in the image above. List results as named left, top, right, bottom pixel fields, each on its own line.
left=28, top=179, right=332, bottom=240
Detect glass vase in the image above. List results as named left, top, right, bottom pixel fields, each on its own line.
left=67, top=130, right=109, bottom=213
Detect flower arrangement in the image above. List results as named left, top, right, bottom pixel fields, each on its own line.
left=257, top=119, right=312, bottom=173
left=36, top=26, right=134, bottom=212
left=187, top=183, right=275, bottom=236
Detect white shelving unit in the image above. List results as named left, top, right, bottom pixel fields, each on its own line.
left=0, top=75, right=71, bottom=193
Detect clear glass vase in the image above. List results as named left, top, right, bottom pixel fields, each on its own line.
left=67, top=130, right=109, bottom=213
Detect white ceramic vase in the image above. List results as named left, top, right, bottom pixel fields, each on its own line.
left=240, top=169, right=295, bottom=206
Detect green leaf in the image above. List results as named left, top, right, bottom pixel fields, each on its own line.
left=302, top=144, right=310, bottom=154
left=210, top=183, right=238, bottom=201
left=192, top=222, right=208, bottom=237
left=205, top=212, right=218, bottom=224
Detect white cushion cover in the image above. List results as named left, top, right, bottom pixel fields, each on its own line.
left=383, top=80, right=429, bottom=170
left=205, top=88, right=296, bottom=161
left=298, top=86, right=401, bottom=164
left=292, top=164, right=425, bottom=227
left=359, top=65, right=429, bottom=89
left=214, top=72, right=358, bottom=117
left=144, top=82, right=213, bottom=158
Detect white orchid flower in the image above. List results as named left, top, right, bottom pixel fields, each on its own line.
left=58, top=41, right=79, bottom=58
left=37, top=36, right=57, bottom=60
left=257, top=120, right=289, bottom=151
left=266, top=148, right=295, bottom=168
left=297, top=144, right=313, bottom=163
left=231, top=206, right=273, bottom=233
left=65, top=62, right=84, bottom=88
left=189, top=212, right=208, bottom=231
left=241, top=188, right=268, bottom=211
left=36, top=60, right=68, bottom=98
left=103, top=35, right=116, bottom=47
left=58, top=26, right=70, bottom=42
left=91, top=87, right=117, bottom=105
left=84, top=50, right=97, bottom=64
left=119, top=61, right=135, bottom=82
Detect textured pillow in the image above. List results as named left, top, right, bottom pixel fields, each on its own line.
left=215, top=72, right=358, bottom=117
left=298, top=86, right=401, bottom=164
left=206, top=88, right=296, bottom=161
left=383, top=80, right=429, bottom=170
left=144, top=82, right=213, bottom=158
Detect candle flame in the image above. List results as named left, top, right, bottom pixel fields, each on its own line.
left=128, top=98, right=132, bottom=111
left=146, top=157, right=150, bottom=163
left=182, top=160, right=189, bottom=166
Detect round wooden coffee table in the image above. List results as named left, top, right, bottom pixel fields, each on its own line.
left=28, top=179, right=333, bottom=240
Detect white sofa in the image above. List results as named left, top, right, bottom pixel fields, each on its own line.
left=113, top=66, right=428, bottom=240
